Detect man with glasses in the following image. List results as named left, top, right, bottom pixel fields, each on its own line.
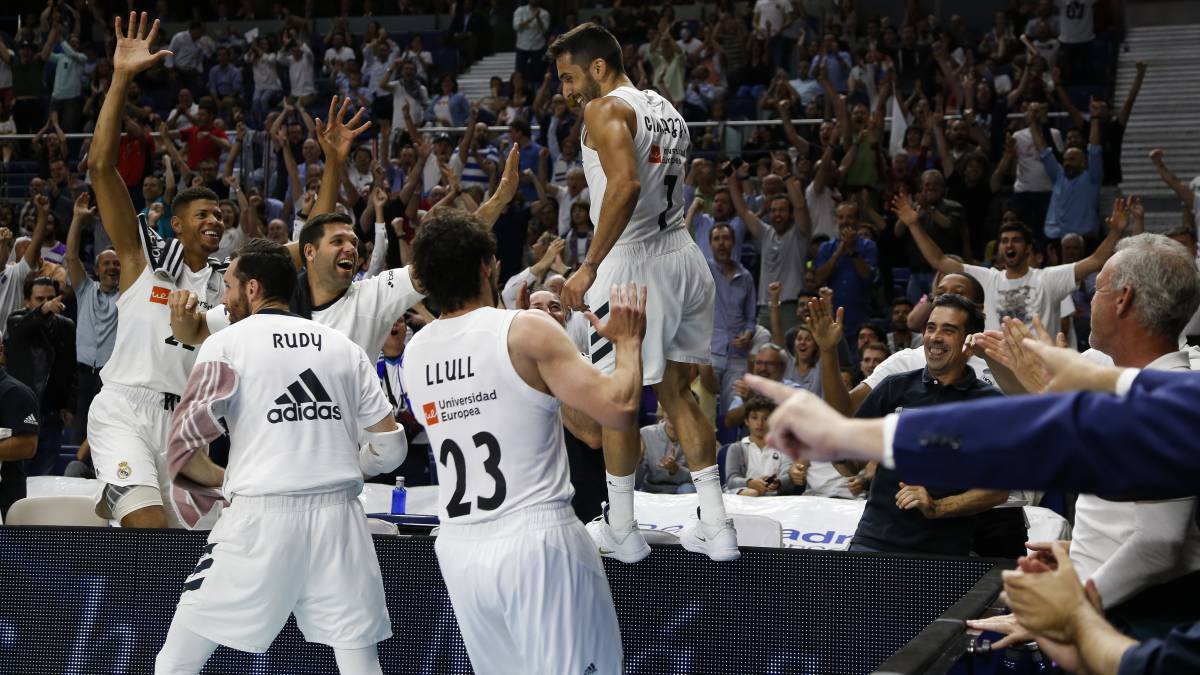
left=724, top=343, right=798, bottom=430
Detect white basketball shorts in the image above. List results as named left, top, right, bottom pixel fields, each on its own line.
left=435, top=502, right=623, bottom=675
left=585, top=227, right=715, bottom=385
left=169, top=486, right=392, bottom=653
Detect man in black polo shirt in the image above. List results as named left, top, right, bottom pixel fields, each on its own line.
left=0, top=344, right=40, bottom=519
left=845, top=294, right=1008, bottom=555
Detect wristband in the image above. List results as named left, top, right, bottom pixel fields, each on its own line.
left=581, top=259, right=599, bottom=269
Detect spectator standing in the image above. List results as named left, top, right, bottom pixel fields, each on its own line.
left=811, top=32, right=853, bottom=94
left=1058, top=0, right=1097, bottom=85
left=4, top=276, right=76, bottom=477
left=9, top=40, right=48, bottom=134
left=0, top=347, right=38, bottom=519
left=725, top=343, right=797, bottom=429
left=449, top=0, right=492, bottom=70
left=279, top=35, right=316, bottom=106
left=424, top=75, right=470, bottom=127
left=887, top=297, right=920, bottom=352
left=207, top=47, right=243, bottom=118
left=724, top=396, right=804, bottom=497
left=513, top=0, right=551, bottom=86
left=0, top=198, right=50, bottom=339
left=895, top=170, right=968, bottom=301
left=509, top=117, right=542, bottom=203
left=166, top=89, right=200, bottom=131
left=45, top=30, right=88, bottom=133
left=728, top=167, right=811, bottom=332
left=707, top=221, right=757, bottom=420
left=398, top=35, right=434, bottom=85
left=1011, top=102, right=1064, bottom=240
left=636, top=412, right=694, bottom=494
left=321, top=32, right=356, bottom=76
left=64, top=194, right=118, bottom=443
left=1035, top=110, right=1103, bottom=240
left=246, top=38, right=282, bottom=123
left=166, top=22, right=215, bottom=92
left=814, top=203, right=878, bottom=339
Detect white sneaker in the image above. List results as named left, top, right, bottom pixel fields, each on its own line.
left=680, top=517, right=741, bottom=562
left=585, top=507, right=651, bottom=564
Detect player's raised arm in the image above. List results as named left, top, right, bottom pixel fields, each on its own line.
left=89, top=12, right=172, bottom=293
left=560, top=97, right=640, bottom=310
left=510, top=282, right=647, bottom=429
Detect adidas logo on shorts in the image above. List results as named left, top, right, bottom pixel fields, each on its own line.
left=23, top=414, right=37, bottom=425
left=266, top=369, right=343, bottom=424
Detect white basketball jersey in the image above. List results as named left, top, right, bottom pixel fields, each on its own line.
left=101, top=264, right=219, bottom=396
left=581, top=85, right=689, bottom=245
left=402, top=308, right=573, bottom=524
left=191, top=310, right=393, bottom=496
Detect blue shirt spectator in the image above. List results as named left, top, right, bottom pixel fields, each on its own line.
left=814, top=219, right=878, bottom=337
left=811, top=34, right=853, bottom=93
left=48, top=40, right=87, bottom=101
left=1042, top=143, right=1104, bottom=239
left=708, top=257, right=757, bottom=360
left=207, top=56, right=243, bottom=98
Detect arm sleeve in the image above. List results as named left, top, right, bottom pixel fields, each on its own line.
left=1087, top=143, right=1104, bottom=184
left=1040, top=146, right=1062, bottom=180
left=1044, top=263, right=1080, bottom=301
left=1090, top=498, right=1199, bottom=607
left=166, top=353, right=239, bottom=482
left=364, top=266, right=425, bottom=321
left=356, top=349, right=394, bottom=428
left=365, top=221, right=388, bottom=279
left=892, top=370, right=1200, bottom=497
left=1119, top=623, right=1200, bottom=675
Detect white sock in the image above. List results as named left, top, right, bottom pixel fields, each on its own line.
left=605, top=471, right=636, bottom=530
left=691, top=464, right=728, bottom=527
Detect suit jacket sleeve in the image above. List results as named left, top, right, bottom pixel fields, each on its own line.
left=1119, top=621, right=1200, bottom=675
left=892, top=370, right=1200, bottom=498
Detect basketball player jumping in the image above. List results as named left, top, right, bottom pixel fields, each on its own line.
left=156, top=239, right=405, bottom=674
left=549, top=24, right=738, bottom=561
left=87, top=13, right=229, bottom=528
left=402, top=210, right=642, bottom=674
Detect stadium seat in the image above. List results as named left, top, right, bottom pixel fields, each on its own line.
left=366, top=518, right=400, bottom=536
left=730, top=513, right=783, bottom=548
left=5, top=496, right=107, bottom=526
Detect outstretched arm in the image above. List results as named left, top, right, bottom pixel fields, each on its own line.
left=1149, top=149, right=1194, bottom=209
left=1118, top=62, right=1147, bottom=126
left=312, top=96, right=372, bottom=219
left=890, top=191, right=964, bottom=275
left=65, top=193, right=95, bottom=289
left=88, top=12, right=171, bottom=294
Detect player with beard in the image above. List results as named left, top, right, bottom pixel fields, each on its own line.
left=157, top=239, right=404, bottom=674
left=85, top=14, right=230, bottom=528
left=402, top=210, right=641, bottom=672
left=170, top=98, right=524, bottom=360
left=550, top=23, right=736, bottom=562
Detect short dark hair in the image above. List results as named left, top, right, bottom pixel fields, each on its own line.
left=510, top=116, right=532, bottom=138
left=892, top=296, right=914, bottom=310
left=547, top=23, right=624, bottom=74
left=709, top=221, right=735, bottom=241
left=299, top=212, right=356, bottom=256
left=230, top=238, right=296, bottom=303
left=930, top=293, right=983, bottom=334
left=23, top=275, right=59, bottom=300
left=198, top=101, right=217, bottom=117
left=862, top=342, right=891, bottom=358
left=413, top=209, right=496, bottom=313
left=743, top=395, right=776, bottom=418
left=998, top=220, right=1033, bottom=244
left=171, top=186, right=220, bottom=216
left=858, top=322, right=886, bottom=343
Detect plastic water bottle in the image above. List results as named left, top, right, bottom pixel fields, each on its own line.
left=390, top=477, right=407, bottom=515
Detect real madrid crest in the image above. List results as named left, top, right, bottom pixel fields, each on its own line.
left=117, top=461, right=132, bottom=479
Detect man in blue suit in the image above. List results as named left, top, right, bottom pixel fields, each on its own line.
left=745, top=340, right=1200, bottom=675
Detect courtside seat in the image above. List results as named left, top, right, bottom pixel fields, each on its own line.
left=730, top=513, right=782, bottom=548
left=5, top=496, right=107, bottom=526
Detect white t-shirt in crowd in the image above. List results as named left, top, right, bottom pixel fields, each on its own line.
left=805, top=183, right=838, bottom=241
left=1058, top=0, right=1097, bottom=44
left=1013, top=126, right=1064, bottom=193
left=804, top=461, right=862, bottom=500
left=963, top=263, right=1078, bottom=332
left=754, top=0, right=788, bottom=36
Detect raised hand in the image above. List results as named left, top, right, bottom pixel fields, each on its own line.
left=807, top=294, right=844, bottom=352
left=371, top=185, right=389, bottom=209
left=767, top=280, right=782, bottom=305
left=33, top=193, right=50, bottom=214
left=73, top=192, right=97, bottom=220
left=1149, top=148, right=1163, bottom=165
left=890, top=190, right=918, bottom=227
left=1106, top=197, right=1130, bottom=235
left=315, top=96, right=372, bottom=162
left=493, top=144, right=521, bottom=205
left=584, top=282, right=648, bottom=346
left=112, top=12, right=171, bottom=75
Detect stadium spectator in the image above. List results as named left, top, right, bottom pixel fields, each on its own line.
left=245, top=38, right=283, bottom=123
left=1, top=198, right=50, bottom=339
left=449, top=0, right=492, bottom=70
left=1010, top=102, right=1064, bottom=239
left=513, top=0, right=551, bottom=85
left=707, top=221, right=757, bottom=420
left=206, top=47, right=243, bottom=117
left=1036, top=109, right=1103, bottom=240
left=9, top=39, right=49, bottom=133
left=166, top=22, right=215, bottom=92
left=724, top=395, right=804, bottom=497
left=814, top=203, right=878, bottom=339
left=725, top=343, right=795, bottom=429
left=398, top=35, right=434, bottom=85
left=424, top=75, right=469, bottom=127
left=279, top=31, right=316, bottom=106
left=5, top=275, right=75, bottom=477
left=64, top=194, right=118, bottom=443
left=847, top=294, right=1007, bottom=555
left=636, top=411, right=694, bottom=495
left=895, top=170, right=968, bottom=302
left=45, top=29, right=87, bottom=133
left=887, top=298, right=920, bottom=352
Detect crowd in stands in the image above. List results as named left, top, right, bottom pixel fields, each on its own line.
left=8, top=0, right=1200, bottom=663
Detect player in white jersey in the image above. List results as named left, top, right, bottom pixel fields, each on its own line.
left=170, top=97, right=524, bottom=360
left=549, top=24, right=738, bottom=562
left=154, top=239, right=405, bottom=674
left=402, top=211, right=644, bottom=674
left=87, top=14, right=230, bottom=528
